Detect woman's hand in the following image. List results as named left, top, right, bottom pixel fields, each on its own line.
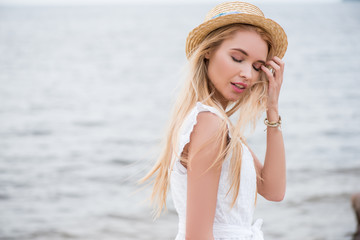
left=261, top=56, right=285, bottom=121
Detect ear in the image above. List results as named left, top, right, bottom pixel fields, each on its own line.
left=204, top=51, right=211, bottom=59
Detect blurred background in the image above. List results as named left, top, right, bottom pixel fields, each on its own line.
left=0, top=0, right=359, bottom=239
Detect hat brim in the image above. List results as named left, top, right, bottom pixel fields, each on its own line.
left=185, top=13, right=288, bottom=59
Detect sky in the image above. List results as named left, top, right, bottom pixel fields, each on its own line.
left=0, top=0, right=341, bottom=5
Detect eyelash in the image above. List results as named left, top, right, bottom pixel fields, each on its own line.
left=231, top=56, right=242, bottom=63
left=231, top=57, right=261, bottom=72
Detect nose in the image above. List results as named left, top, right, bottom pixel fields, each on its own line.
left=239, top=64, right=252, bottom=80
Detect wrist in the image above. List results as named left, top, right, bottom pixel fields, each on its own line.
left=266, top=107, right=279, bottom=122
left=264, top=115, right=282, bottom=129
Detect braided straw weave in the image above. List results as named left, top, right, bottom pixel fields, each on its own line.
left=185, top=1, right=288, bottom=59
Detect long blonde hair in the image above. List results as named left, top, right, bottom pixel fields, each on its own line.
left=138, top=23, right=275, bottom=219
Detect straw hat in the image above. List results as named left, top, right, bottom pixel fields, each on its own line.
left=185, top=1, right=288, bottom=59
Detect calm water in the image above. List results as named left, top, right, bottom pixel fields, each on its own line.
left=0, top=2, right=359, bottom=240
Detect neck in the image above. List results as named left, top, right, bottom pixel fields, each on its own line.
left=213, top=90, right=229, bottom=110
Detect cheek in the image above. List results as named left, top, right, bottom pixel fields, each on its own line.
left=248, top=73, right=263, bottom=89
left=208, top=54, right=234, bottom=84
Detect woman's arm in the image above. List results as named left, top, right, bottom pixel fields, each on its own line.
left=185, top=112, right=224, bottom=240
left=252, top=56, right=286, bottom=201
left=250, top=124, right=286, bottom=202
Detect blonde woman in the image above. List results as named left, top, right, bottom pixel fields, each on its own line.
left=139, top=2, right=287, bottom=240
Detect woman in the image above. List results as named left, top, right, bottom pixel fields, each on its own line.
left=139, top=2, right=288, bottom=239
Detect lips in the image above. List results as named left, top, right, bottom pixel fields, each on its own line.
left=231, top=82, right=247, bottom=93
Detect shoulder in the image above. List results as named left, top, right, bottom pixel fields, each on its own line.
left=186, top=102, right=227, bottom=146
left=186, top=111, right=225, bottom=162
left=192, top=111, right=223, bottom=141
left=194, top=102, right=224, bottom=120
left=187, top=111, right=224, bottom=172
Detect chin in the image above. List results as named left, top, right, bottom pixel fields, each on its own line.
left=227, top=94, right=242, bottom=103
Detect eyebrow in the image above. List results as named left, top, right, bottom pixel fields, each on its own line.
left=231, top=48, right=266, bottom=65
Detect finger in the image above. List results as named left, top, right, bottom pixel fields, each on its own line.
left=267, top=60, right=280, bottom=73
left=267, top=59, right=284, bottom=85
left=272, top=57, right=285, bottom=85
left=261, top=65, right=274, bottom=82
left=273, top=56, right=285, bottom=69
left=272, top=57, right=285, bottom=79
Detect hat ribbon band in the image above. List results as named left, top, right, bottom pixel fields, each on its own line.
left=211, top=11, right=242, bottom=19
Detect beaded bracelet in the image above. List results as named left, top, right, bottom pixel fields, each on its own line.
left=264, top=115, right=282, bottom=128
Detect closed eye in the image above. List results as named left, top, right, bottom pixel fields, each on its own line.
left=253, top=64, right=263, bottom=72
left=253, top=65, right=261, bottom=71
left=231, top=56, right=242, bottom=63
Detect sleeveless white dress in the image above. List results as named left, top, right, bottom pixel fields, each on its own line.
left=169, top=102, right=264, bottom=240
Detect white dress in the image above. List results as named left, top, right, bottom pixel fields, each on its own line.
left=169, top=102, right=264, bottom=240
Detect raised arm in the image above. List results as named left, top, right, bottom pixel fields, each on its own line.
left=185, top=112, right=225, bottom=240
left=253, top=56, right=286, bottom=201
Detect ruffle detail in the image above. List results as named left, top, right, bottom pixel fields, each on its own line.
left=169, top=102, right=232, bottom=173
left=178, top=102, right=228, bottom=157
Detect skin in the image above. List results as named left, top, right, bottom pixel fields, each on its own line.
left=206, top=30, right=268, bottom=107
left=185, top=29, right=286, bottom=240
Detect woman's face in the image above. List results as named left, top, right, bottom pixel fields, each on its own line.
left=206, top=29, right=268, bottom=108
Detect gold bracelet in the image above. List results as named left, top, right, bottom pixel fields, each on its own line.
left=264, top=115, right=282, bottom=128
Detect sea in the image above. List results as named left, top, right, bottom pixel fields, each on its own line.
left=0, top=2, right=359, bottom=240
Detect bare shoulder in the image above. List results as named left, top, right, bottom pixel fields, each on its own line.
left=186, top=111, right=224, bottom=166
left=180, top=111, right=224, bottom=170
left=191, top=111, right=223, bottom=141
